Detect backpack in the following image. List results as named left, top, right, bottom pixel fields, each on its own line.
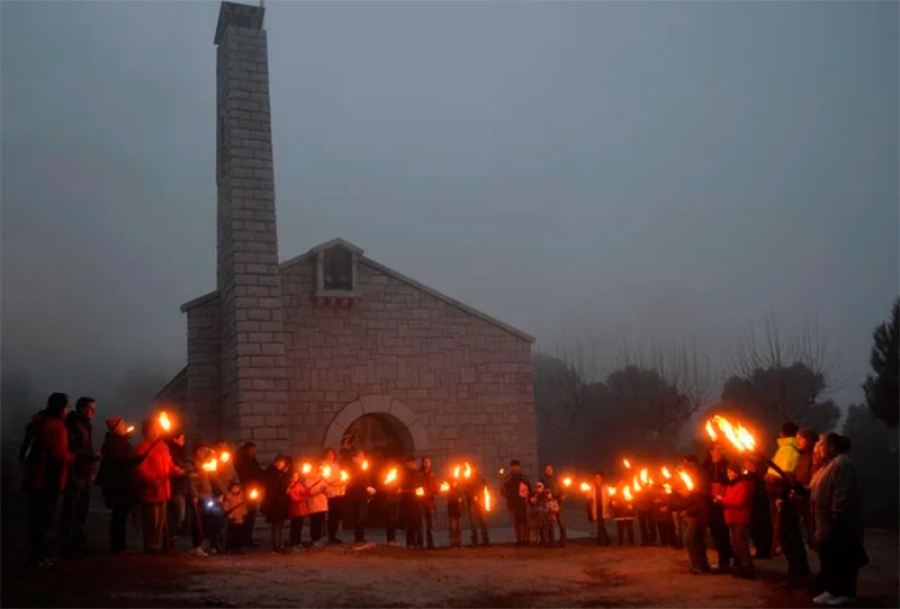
left=19, top=416, right=44, bottom=465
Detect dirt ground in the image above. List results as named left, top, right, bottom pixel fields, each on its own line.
left=2, top=507, right=898, bottom=609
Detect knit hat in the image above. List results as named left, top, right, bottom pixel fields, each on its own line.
left=106, top=417, right=123, bottom=432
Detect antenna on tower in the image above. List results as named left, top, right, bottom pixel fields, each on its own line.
left=260, top=0, right=266, bottom=27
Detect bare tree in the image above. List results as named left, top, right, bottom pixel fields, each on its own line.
left=725, top=313, right=841, bottom=424
left=533, top=340, right=602, bottom=431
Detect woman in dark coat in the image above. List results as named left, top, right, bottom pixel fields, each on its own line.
left=261, top=455, right=291, bottom=552
left=95, top=417, right=146, bottom=553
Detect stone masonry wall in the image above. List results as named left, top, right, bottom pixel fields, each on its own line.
left=280, top=258, right=538, bottom=478
left=185, top=296, right=221, bottom=434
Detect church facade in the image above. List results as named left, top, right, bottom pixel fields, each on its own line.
left=155, top=1, right=537, bottom=472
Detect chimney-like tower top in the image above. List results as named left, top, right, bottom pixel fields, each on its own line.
left=215, top=1, right=265, bottom=45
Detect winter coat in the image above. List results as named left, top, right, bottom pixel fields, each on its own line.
left=135, top=439, right=178, bottom=503
left=224, top=490, right=248, bottom=524
left=682, top=469, right=711, bottom=524
left=166, top=440, right=192, bottom=496
left=303, top=475, right=329, bottom=514
left=95, top=432, right=145, bottom=508
left=810, top=454, right=863, bottom=546
left=588, top=483, right=610, bottom=521
left=234, top=449, right=265, bottom=487
left=769, top=436, right=800, bottom=476
left=321, top=459, right=346, bottom=499
left=288, top=480, right=310, bottom=518
left=704, top=458, right=730, bottom=500
left=345, top=462, right=374, bottom=502
left=65, top=411, right=96, bottom=481
left=720, top=478, right=753, bottom=526
left=419, top=468, right=439, bottom=509
left=23, top=412, right=74, bottom=493
left=793, top=451, right=813, bottom=487
left=261, top=465, right=290, bottom=521
left=501, top=472, right=530, bottom=510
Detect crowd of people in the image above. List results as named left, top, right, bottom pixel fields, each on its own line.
left=18, top=393, right=867, bottom=607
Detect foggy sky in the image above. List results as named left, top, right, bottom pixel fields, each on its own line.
left=1, top=0, right=897, bottom=415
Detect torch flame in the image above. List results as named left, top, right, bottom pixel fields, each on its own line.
left=679, top=471, right=695, bottom=491
left=705, top=420, right=718, bottom=441
left=340, top=470, right=349, bottom=482
left=622, top=487, right=634, bottom=501
left=579, top=482, right=591, bottom=492
left=453, top=465, right=461, bottom=479
left=608, top=486, right=617, bottom=496
left=301, top=462, right=312, bottom=475
left=708, top=415, right=757, bottom=452
left=384, top=468, right=398, bottom=485
left=219, top=451, right=231, bottom=463
left=201, top=458, right=218, bottom=472
left=440, top=481, right=450, bottom=492
left=362, top=459, right=369, bottom=471
left=661, top=467, right=672, bottom=479
left=321, top=465, right=332, bottom=479
left=639, top=469, right=649, bottom=485
left=158, top=411, right=172, bottom=432
left=499, top=468, right=505, bottom=475
left=483, top=486, right=491, bottom=511
left=563, top=477, right=572, bottom=487
left=622, top=458, right=632, bottom=469
left=126, top=425, right=135, bottom=434
left=415, top=487, right=425, bottom=497
left=248, top=488, right=260, bottom=500
left=632, top=476, right=641, bottom=492
left=663, top=483, right=673, bottom=495
left=463, top=462, right=472, bottom=479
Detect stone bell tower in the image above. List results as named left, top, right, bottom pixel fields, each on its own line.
left=214, top=1, right=289, bottom=456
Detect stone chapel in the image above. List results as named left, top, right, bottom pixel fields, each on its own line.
left=155, top=1, right=538, bottom=473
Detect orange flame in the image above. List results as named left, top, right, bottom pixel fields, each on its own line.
left=622, top=458, right=632, bottom=469
left=321, top=465, right=332, bottom=479
left=705, top=420, right=718, bottom=441
left=158, top=411, right=172, bottom=432
left=440, top=481, right=450, bottom=492
left=463, top=462, right=472, bottom=479
left=563, top=477, right=572, bottom=487
left=663, top=483, right=673, bottom=495
left=639, top=469, right=649, bottom=485
left=201, top=458, right=218, bottom=472
left=361, top=459, right=369, bottom=471
left=499, top=468, right=505, bottom=475
left=622, top=486, right=634, bottom=501
left=608, top=486, right=617, bottom=496
left=679, top=471, right=695, bottom=491
left=340, top=470, right=349, bottom=482
left=453, top=465, right=461, bottom=479
left=579, top=482, right=591, bottom=492
left=219, top=451, right=231, bottom=463
left=384, top=468, right=398, bottom=485
left=708, top=415, right=757, bottom=452
left=301, top=462, right=312, bottom=475
left=248, top=488, right=260, bottom=500
left=483, top=486, right=491, bottom=511
left=632, top=476, right=641, bottom=492
left=415, top=487, right=425, bottom=497
left=661, top=467, right=672, bottom=479
left=126, top=425, right=135, bottom=434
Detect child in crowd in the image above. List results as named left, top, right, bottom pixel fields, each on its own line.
left=287, top=471, right=310, bottom=551
left=528, top=482, right=547, bottom=545
left=447, top=480, right=465, bottom=549
left=716, top=462, right=755, bottom=579
left=224, top=482, right=247, bottom=554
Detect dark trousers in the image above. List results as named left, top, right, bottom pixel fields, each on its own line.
left=385, top=500, right=401, bottom=543
left=616, top=519, right=635, bottom=546
left=190, top=501, right=204, bottom=548
left=507, top=505, right=525, bottom=545
left=141, top=501, right=167, bottom=553
left=684, top=517, right=710, bottom=570
left=449, top=514, right=462, bottom=547
left=27, top=487, right=59, bottom=563
left=403, top=498, right=423, bottom=547
left=818, top=538, right=860, bottom=598
left=421, top=505, right=436, bottom=548
left=709, top=504, right=734, bottom=567
left=327, top=496, right=344, bottom=541
left=656, top=517, right=676, bottom=547
left=468, top=501, right=489, bottom=545
left=750, top=499, right=773, bottom=558
left=226, top=523, right=245, bottom=551
left=730, top=525, right=754, bottom=574
left=59, top=476, right=90, bottom=550
left=556, top=505, right=567, bottom=546
left=289, top=516, right=306, bottom=546
left=310, top=511, right=327, bottom=543
left=780, top=500, right=810, bottom=576
left=347, top=498, right=368, bottom=542
left=269, top=518, right=285, bottom=550
left=596, top=517, right=610, bottom=545
left=637, top=510, right=656, bottom=545
left=110, top=505, right=130, bottom=553
left=244, top=506, right=258, bottom=546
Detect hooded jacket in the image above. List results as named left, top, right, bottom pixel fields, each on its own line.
left=23, top=411, right=74, bottom=492
left=720, top=476, right=754, bottom=526
left=768, top=436, right=800, bottom=476
left=135, top=439, right=178, bottom=503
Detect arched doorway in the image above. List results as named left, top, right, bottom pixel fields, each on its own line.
left=322, top=394, right=431, bottom=457
left=342, top=412, right=414, bottom=463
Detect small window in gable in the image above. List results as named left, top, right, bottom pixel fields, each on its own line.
left=323, top=247, right=353, bottom=290
left=315, top=243, right=360, bottom=303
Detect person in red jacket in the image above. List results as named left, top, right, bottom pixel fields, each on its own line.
left=715, top=461, right=756, bottom=579
left=135, top=419, right=184, bottom=554
left=23, top=392, right=75, bottom=567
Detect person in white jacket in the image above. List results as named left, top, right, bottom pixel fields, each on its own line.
left=303, top=466, right=330, bottom=549
left=321, top=448, right=346, bottom=544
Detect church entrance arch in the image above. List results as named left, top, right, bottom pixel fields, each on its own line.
left=322, top=395, right=430, bottom=458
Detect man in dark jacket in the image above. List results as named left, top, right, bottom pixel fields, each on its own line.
left=95, top=417, right=146, bottom=553
left=400, top=456, right=424, bottom=548
left=59, top=396, right=98, bottom=555
left=419, top=456, right=439, bottom=549
left=501, top=459, right=531, bottom=546
left=464, top=464, right=491, bottom=547
left=344, top=451, right=375, bottom=544
left=539, top=463, right=567, bottom=547
left=681, top=455, right=711, bottom=574
left=234, top=441, right=265, bottom=547
left=703, top=443, right=734, bottom=572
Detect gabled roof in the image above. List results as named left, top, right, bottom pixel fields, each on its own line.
left=153, top=366, right=187, bottom=402
left=182, top=238, right=534, bottom=343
